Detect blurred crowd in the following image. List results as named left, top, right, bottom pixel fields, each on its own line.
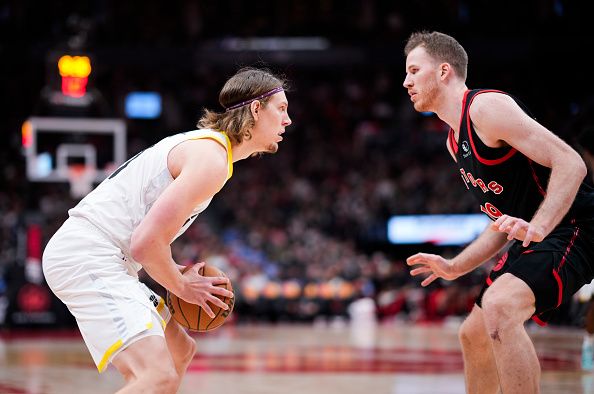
left=0, top=63, right=493, bottom=327
left=1, top=1, right=593, bottom=328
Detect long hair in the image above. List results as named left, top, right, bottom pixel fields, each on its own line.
left=198, top=67, right=288, bottom=145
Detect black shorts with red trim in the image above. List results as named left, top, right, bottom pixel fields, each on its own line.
left=476, top=218, right=594, bottom=326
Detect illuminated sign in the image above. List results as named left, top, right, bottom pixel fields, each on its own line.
left=22, top=120, right=32, bottom=148
left=387, top=214, right=490, bottom=245
left=58, top=55, right=92, bottom=98
left=125, top=92, right=162, bottom=119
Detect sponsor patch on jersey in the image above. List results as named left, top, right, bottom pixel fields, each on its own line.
left=462, top=141, right=471, bottom=158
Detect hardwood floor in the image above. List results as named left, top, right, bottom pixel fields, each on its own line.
left=0, top=321, right=591, bottom=393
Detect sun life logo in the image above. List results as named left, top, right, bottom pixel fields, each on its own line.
left=462, top=141, right=471, bottom=158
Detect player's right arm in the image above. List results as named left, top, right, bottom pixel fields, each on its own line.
left=130, top=139, right=233, bottom=316
left=471, top=92, right=587, bottom=245
left=407, top=225, right=508, bottom=286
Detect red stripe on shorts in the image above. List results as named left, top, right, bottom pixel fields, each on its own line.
left=553, top=226, right=580, bottom=306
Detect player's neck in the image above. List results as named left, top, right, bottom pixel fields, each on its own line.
left=230, top=140, right=261, bottom=162
left=230, top=143, right=250, bottom=162
left=434, top=84, right=468, bottom=134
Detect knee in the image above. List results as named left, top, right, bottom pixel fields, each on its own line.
left=170, top=331, right=197, bottom=372
left=481, top=291, right=528, bottom=331
left=458, top=318, right=489, bottom=349
left=149, top=366, right=180, bottom=393
left=117, top=364, right=136, bottom=383
left=118, top=362, right=180, bottom=392
left=181, top=338, right=197, bottom=366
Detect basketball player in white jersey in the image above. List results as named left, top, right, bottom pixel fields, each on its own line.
left=42, top=67, right=292, bottom=393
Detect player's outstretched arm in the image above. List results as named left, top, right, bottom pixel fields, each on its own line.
left=407, top=225, right=508, bottom=287
left=130, top=139, right=233, bottom=310
left=470, top=93, right=587, bottom=242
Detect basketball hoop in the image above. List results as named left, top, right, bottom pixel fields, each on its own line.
left=66, top=164, right=96, bottom=199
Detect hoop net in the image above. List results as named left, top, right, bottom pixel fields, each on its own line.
left=67, top=164, right=96, bottom=199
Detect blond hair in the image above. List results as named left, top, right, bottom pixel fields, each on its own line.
left=198, top=67, right=288, bottom=145
left=404, top=31, right=468, bottom=81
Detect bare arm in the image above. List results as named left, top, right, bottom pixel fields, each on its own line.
left=471, top=93, right=587, bottom=241
left=449, top=225, right=509, bottom=276
left=407, top=226, right=508, bottom=286
left=406, top=133, right=506, bottom=287
left=130, top=139, right=233, bottom=313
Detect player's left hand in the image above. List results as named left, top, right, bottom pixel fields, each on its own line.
left=491, top=214, right=546, bottom=247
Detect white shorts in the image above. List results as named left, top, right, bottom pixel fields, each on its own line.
left=42, top=216, right=171, bottom=372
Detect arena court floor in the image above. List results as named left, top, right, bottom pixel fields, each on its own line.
left=1, top=321, right=593, bottom=394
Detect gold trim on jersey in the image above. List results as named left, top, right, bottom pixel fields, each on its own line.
left=189, top=131, right=233, bottom=180
left=221, top=132, right=233, bottom=179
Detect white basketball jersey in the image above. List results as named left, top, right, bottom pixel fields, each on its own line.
left=68, top=129, right=233, bottom=268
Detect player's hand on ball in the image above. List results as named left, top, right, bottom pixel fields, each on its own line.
left=168, top=263, right=235, bottom=331
left=491, top=214, right=546, bottom=247
left=406, top=253, right=458, bottom=287
left=177, top=262, right=234, bottom=318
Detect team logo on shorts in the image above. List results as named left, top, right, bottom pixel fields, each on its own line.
left=149, top=294, right=159, bottom=308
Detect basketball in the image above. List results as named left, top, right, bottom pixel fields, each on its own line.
left=166, top=264, right=234, bottom=332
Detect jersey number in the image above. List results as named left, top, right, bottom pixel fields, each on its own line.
left=480, top=202, right=503, bottom=220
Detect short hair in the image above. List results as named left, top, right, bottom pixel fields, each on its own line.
left=404, top=31, right=468, bottom=81
left=198, top=67, right=288, bottom=145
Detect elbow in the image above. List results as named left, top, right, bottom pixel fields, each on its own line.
left=574, top=154, right=588, bottom=181
left=130, top=231, right=150, bottom=263
left=129, top=240, right=145, bottom=263
left=130, top=230, right=169, bottom=264
left=560, top=150, right=588, bottom=182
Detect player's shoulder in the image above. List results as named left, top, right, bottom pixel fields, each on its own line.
left=184, top=128, right=228, bottom=143
left=470, top=90, right=519, bottom=119
left=182, top=138, right=228, bottom=168
left=177, top=141, right=229, bottom=191
left=169, top=132, right=230, bottom=180
left=471, top=90, right=515, bottom=107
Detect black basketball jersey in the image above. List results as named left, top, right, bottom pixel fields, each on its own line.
left=449, top=89, right=594, bottom=223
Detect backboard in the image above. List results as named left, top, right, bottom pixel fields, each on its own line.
left=22, top=117, right=126, bottom=183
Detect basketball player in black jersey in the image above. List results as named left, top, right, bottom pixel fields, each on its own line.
left=403, top=31, right=594, bottom=393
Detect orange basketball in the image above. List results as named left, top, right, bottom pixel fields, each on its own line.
left=166, top=264, right=234, bottom=332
